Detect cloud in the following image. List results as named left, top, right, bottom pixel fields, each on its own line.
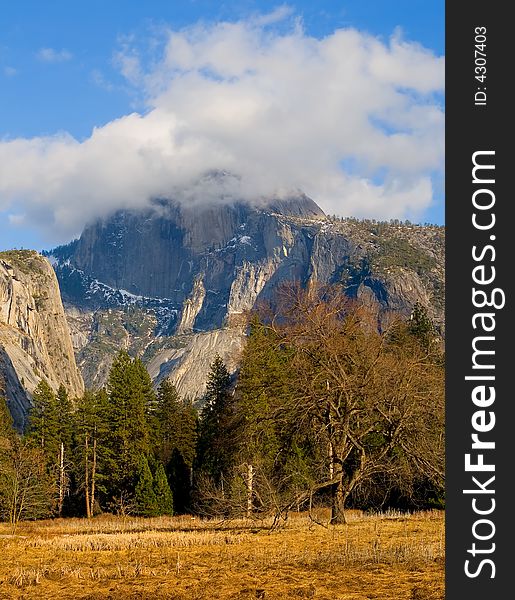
left=90, top=68, right=116, bottom=92
left=251, top=4, right=294, bottom=26
left=7, top=213, right=25, bottom=226
left=1, top=13, right=444, bottom=244
left=36, top=47, right=73, bottom=63
left=3, top=66, right=17, bottom=77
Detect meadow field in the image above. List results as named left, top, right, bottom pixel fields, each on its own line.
left=0, top=510, right=444, bottom=600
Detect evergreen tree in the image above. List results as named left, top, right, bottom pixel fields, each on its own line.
left=27, top=381, right=76, bottom=516
left=0, top=393, right=15, bottom=521
left=153, top=461, right=174, bottom=515
left=196, top=355, right=235, bottom=487
left=56, top=384, right=73, bottom=450
left=134, top=358, right=157, bottom=417
left=154, top=380, right=197, bottom=513
left=73, top=389, right=109, bottom=517
left=155, top=379, right=182, bottom=464
left=55, top=384, right=74, bottom=516
left=104, top=351, right=153, bottom=505
left=408, top=302, right=436, bottom=350
left=0, top=393, right=14, bottom=443
left=235, top=319, right=318, bottom=515
left=204, top=355, right=232, bottom=411
left=27, top=380, right=60, bottom=457
left=134, top=455, right=157, bottom=516
left=0, top=391, right=17, bottom=517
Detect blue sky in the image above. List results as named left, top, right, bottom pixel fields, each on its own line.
left=0, top=1, right=444, bottom=251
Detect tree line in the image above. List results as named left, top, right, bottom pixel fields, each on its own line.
left=0, top=286, right=444, bottom=530
left=0, top=353, right=197, bottom=530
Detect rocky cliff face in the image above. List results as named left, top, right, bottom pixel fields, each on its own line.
left=47, top=196, right=444, bottom=398
left=0, top=251, right=85, bottom=429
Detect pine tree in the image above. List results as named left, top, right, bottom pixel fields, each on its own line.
left=235, top=319, right=316, bottom=516
left=134, top=358, right=157, bottom=417
left=73, top=389, right=109, bottom=517
left=153, top=462, right=173, bottom=516
left=27, top=380, right=60, bottom=457
left=154, top=379, right=197, bottom=513
left=104, top=351, right=153, bottom=505
left=134, top=455, right=157, bottom=516
left=204, top=355, right=232, bottom=412
left=0, top=393, right=14, bottom=444
left=155, top=379, right=182, bottom=464
left=0, top=391, right=17, bottom=515
left=56, top=384, right=73, bottom=449
left=55, top=384, right=73, bottom=516
left=196, top=356, right=235, bottom=487
left=408, top=302, right=436, bottom=350
left=27, top=381, right=76, bottom=516
left=0, top=392, right=16, bottom=522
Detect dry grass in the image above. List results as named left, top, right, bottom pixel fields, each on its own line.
left=0, top=509, right=444, bottom=599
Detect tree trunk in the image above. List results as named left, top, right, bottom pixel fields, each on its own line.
left=246, top=464, right=254, bottom=518
left=84, top=435, right=91, bottom=519
left=90, top=437, right=97, bottom=518
left=9, top=477, right=20, bottom=533
left=330, top=472, right=347, bottom=525
left=58, top=442, right=65, bottom=517
left=331, top=454, right=366, bottom=525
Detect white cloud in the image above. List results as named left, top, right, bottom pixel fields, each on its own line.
left=90, top=68, right=115, bottom=92
left=251, top=4, right=294, bottom=26
left=3, top=66, right=17, bottom=77
left=8, top=213, right=25, bottom=225
left=1, top=14, right=444, bottom=243
left=36, top=48, right=73, bottom=63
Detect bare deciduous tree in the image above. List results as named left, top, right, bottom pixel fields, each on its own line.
left=0, top=438, right=56, bottom=533
left=194, top=284, right=444, bottom=525
left=266, top=285, right=444, bottom=524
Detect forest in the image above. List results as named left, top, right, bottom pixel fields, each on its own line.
left=0, top=286, right=444, bottom=532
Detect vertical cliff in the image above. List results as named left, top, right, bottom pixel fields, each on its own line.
left=48, top=197, right=444, bottom=399
left=0, top=250, right=84, bottom=429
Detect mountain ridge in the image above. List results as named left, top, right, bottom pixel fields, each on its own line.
left=46, top=195, right=444, bottom=399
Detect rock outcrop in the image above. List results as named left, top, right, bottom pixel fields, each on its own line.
left=47, top=196, right=444, bottom=398
left=0, top=251, right=84, bottom=429
left=147, top=328, right=245, bottom=399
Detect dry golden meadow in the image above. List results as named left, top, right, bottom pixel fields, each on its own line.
left=0, top=510, right=444, bottom=600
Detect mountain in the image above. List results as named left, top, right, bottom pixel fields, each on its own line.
left=0, top=251, right=85, bottom=429
left=46, top=195, right=444, bottom=399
